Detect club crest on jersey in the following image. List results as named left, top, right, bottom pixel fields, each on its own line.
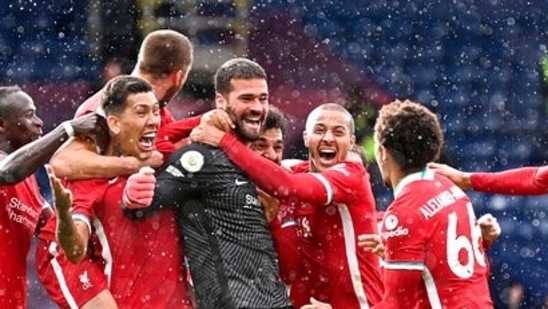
left=384, top=214, right=399, bottom=230
left=180, top=150, right=204, bottom=172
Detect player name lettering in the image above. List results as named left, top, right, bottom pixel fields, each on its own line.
left=419, top=186, right=466, bottom=219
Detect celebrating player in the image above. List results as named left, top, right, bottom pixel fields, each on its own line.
left=0, top=86, right=105, bottom=309
left=36, top=76, right=192, bottom=308
left=123, top=58, right=292, bottom=309
left=371, top=99, right=493, bottom=308
left=49, top=29, right=198, bottom=179
left=189, top=103, right=384, bottom=308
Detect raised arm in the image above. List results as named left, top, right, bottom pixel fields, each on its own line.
left=48, top=166, right=90, bottom=264
left=0, top=113, right=105, bottom=185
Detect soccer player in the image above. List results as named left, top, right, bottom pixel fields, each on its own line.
left=371, top=99, right=493, bottom=308
left=36, top=76, right=192, bottom=308
left=49, top=29, right=199, bottom=179
left=250, top=105, right=287, bottom=165
left=123, top=58, right=293, bottom=309
left=0, top=86, right=105, bottom=309
left=428, top=162, right=548, bottom=195
left=189, top=103, right=384, bottom=308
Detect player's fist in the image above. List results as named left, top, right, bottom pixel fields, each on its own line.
left=478, top=213, right=502, bottom=243
left=123, top=166, right=156, bottom=209
left=141, top=150, right=163, bottom=169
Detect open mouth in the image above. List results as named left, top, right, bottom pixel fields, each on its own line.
left=139, top=132, right=156, bottom=151
left=243, top=118, right=261, bottom=131
left=319, top=149, right=337, bottom=161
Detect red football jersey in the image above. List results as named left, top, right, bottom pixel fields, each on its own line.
left=0, top=175, right=48, bottom=309
left=39, top=177, right=191, bottom=308
left=217, top=134, right=383, bottom=308
left=376, top=169, right=493, bottom=309
left=286, top=161, right=383, bottom=309
left=471, top=166, right=548, bottom=195
left=74, top=89, right=175, bottom=126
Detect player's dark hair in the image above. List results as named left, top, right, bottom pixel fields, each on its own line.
left=214, top=58, right=267, bottom=95
left=137, top=29, right=193, bottom=78
left=263, top=105, right=288, bottom=137
left=374, top=99, right=443, bottom=174
left=0, top=86, right=23, bottom=119
left=101, top=75, right=153, bottom=115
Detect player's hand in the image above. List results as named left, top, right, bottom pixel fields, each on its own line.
left=69, top=113, right=110, bottom=150
left=123, top=166, right=156, bottom=209
left=139, top=150, right=164, bottom=169
left=257, top=188, right=279, bottom=223
left=427, top=162, right=472, bottom=190
left=200, top=109, right=234, bottom=132
left=190, top=124, right=226, bottom=147
left=46, top=164, right=73, bottom=215
left=357, top=234, right=385, bottom=260
left=300, top=297, right=333, bottom=309
left=478, top=213, right=502, bottom=243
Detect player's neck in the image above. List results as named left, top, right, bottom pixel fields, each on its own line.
left=0, top=138, right=16, bottom=154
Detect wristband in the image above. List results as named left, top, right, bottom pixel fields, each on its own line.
left=62, top=122, right=75, bottom=138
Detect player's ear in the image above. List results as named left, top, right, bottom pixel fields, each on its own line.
left=303, top=130, right=309, bottom=147
left=0, top=117, right=6, bottom=134
left=106, top=115, right=120, bottom=135
left=350, top=134, right=356, bottom=147
left=215, top=93, right=227, bottom=109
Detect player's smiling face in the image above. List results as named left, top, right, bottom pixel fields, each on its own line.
left=216, top=78, right=269, bottom=143
left=108, top=91, right=160, bottom=159
left=304, top=109, right=355, bottom=172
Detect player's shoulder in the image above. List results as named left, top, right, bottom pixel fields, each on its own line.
left=324, top=161, right=367, bottom=180
left=75, top=90, right=103, bottom=118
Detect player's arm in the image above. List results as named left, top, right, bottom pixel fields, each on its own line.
left=192, top=129, right=357, bottom=205
left=470, top=166, right=548, bottom=195
left=156, top=115, right=202, bottom=158
left=50, top=136, right=163, bottom=180
left=429, top=162, right=548, bottom=195
left=47, top=166, right=91, bottom=264
left=0, top=113, right=106, bottom=185
left=122, top=147, right=206, bottom=219
left=156, top=110, right=234, bottom=158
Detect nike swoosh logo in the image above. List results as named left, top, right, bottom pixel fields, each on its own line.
left=235, top=179, right=248, bottom=186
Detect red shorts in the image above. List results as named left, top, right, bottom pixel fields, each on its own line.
left=35, top=238, right=109, bottom=309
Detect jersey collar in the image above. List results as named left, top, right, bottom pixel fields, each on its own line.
left=393, top=168, right=435, bottom=199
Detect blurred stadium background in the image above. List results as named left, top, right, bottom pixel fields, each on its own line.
left=1, top=0, right=547, bottom=308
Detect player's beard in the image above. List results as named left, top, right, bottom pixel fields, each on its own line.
left=225, top=106, right=264, bottom=143
left=158, top=83, right=182, bottom=108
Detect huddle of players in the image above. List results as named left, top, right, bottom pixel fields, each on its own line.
left=5, top=28, right=543, bottom=309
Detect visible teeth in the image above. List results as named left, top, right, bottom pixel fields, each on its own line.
left=143, top=133, right=156, bottom=138
left=320, top=149, right=335, bottom=154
